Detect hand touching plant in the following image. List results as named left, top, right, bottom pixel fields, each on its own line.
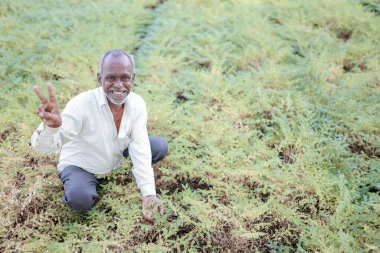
left=142, top=195, right=164, bottom=223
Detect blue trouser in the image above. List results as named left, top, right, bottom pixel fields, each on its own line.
left=59, top=136, right=168, bottom=213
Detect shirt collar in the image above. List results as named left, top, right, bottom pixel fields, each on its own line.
left=98, top=87, right=108, bottom=108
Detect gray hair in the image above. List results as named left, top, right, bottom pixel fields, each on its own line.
left=98, top=49, right=135, bottom=75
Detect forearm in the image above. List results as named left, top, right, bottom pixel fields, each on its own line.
left=132, top=165, right=156, bottom=197
left=129, top=130, right=157, bottom=197
left=129, top=95, right=156, bottom=197
left=130, top=141, right=156, bottom=197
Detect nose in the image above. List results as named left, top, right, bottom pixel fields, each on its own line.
left=113, top=79, right=123, bottom=88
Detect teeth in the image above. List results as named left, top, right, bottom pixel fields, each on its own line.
left=113, top=91, right=124, bottom=95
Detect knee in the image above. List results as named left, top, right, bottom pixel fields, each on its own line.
left=63, top=187, right=98, bottom=213
left=157, top=138, right=169, bottom=157
left=150, top=137, right=168, bottom=164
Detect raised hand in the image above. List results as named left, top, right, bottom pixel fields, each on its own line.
left=32, top=83, right=62, bottom=128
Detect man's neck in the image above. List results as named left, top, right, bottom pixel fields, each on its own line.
left=108, top=102, right=124, bottom=114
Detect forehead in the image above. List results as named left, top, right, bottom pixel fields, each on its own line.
left=102, top=55, right=133, bottom=74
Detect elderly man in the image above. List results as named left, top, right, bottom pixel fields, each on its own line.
left=31, top=49, right=167, bottom=222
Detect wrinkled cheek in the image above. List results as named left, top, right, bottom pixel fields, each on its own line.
left=102, top=83, right=112, bottom=93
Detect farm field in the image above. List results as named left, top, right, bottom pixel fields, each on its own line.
left=0, top=0, right=379, bottom=252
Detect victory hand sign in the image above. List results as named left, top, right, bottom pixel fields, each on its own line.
left=33, top=83, right=62, bottom=128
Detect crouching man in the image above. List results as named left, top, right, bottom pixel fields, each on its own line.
left=31, top=49, right=168, bottom=222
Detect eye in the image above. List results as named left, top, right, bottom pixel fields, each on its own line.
left=105, top=76, right=115, bottom=82
left=120, top=75, right=131, bottom=82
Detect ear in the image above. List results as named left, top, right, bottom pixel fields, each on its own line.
left=132, top=73, right=136, bottom=82
left=97, top=73, right=101, bottom=86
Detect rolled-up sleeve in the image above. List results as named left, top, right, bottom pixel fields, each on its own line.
left=129, top=98, right=156, bottom=197
left=31, top=123, right=61, bottom=154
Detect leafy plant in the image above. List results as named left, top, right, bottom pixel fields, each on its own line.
left=0, top=0, right=379, bottom=252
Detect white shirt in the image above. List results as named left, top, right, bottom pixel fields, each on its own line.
left=31, top=87, right=156, bottom=197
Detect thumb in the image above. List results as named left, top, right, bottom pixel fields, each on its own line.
left=38, top=111, right=45, bottom=118
left=43, top=112, right=55, bottom=120
left=43, top=112, right=61, bottom=127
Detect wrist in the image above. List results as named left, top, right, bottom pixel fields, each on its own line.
left=140, top=184, right=156, bottom=197
left=43, top=124, right=60, bottom=134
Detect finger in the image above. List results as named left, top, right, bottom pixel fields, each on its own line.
left=143, top=213, right=153, bottom=223
left=38, top=105, right=56, bottom=120
left=143, top=213, right=151, bottom=221
left=47, top=83, right=56, bottom=103
left=37, top=104, right=46, bottom=118
left=159, top=203, right=164, bottom=216
left=33, top=86, right=48, bottom=104
left=32, top=86, right=48, bottom=104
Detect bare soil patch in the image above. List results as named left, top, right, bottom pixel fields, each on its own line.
left=348, top=140, right=379, bottom=158
left=279, top=145, right=297, bottom=164
left=0, top=126, right=17, bottom=142
left=157, top=175, right=212, bottom=194
left=211, top=213, right=300, bottom=252
left=22, top=155, right=57, bottom=168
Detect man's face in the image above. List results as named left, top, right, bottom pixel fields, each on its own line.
left=99, top=55, right=134, bottom=106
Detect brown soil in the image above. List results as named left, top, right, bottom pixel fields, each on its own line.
left=0, top=126, right=17, bottom=142
left=279, top=145, right=297, bottom=164
left=333, top=28, right=353, bottom=42
left=157, top=174, right=212, bottom=195
left=211, top=213, right=300, bottom=252
left=22, top=155, right=57, bottom=168
left=197, top=60, right=212, bottom=69
left=238, top=176, right=271, bottom=202
left=348, top=140, right=379, bottom=158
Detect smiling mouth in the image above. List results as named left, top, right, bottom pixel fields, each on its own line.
left=111, top=90, right=128, bottom=95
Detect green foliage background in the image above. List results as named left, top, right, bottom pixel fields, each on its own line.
left=0, top=0, right=379, bottom=252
